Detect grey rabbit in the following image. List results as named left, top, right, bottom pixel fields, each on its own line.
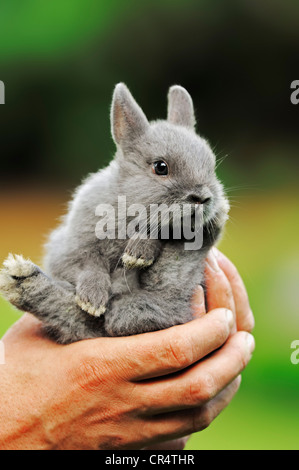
left=0, top=83, right=229, bottom=344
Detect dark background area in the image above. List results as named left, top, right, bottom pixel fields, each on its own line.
left=0, top=0, right=298, bottom=190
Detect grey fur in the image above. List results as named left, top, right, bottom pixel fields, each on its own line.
left=0, top=84, right=229, bottom=344
left=167, top=85, right=196, bottom=130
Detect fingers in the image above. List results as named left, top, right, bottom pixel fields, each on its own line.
left=141, top=376, right=241, bottom=445
left=136, top=331, right=254, bottom=413
left=191, top=285, right=206, bottom=319
left=102, top=307, right=235, bottom=380
left=213, top=248, right=254, bottom=332
left=205, top=250, right=236, bottom=332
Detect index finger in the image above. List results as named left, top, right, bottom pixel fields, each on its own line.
left=113, top=307, right=234, bottom=380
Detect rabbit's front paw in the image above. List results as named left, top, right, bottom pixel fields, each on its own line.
left=75, top=296, right=106, bottom=317
left=75, top=273, right=110, bottom=318
left=122, top=252, right=154, bottom=269
left=122, top=239, right=161, bottom=269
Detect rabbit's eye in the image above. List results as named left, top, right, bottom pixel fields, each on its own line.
left=153, top=160, right=168, bottom=176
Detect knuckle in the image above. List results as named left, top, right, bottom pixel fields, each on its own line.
left=199, top=372, right=216, bottom=402
left=188, top=379, right=202, bottom=405
left=243, top=312, right=255, bottom=332
left=231, top=342, right=248, bottom=371
left=200, top=408, right=214, bottom=430
left=163, top=333, right=193, bottom=369
left=190, top=372, right=216, bottom=404
left=193, top=406, right=213, bottom=432
left=213, top=318, right=231, bottom=343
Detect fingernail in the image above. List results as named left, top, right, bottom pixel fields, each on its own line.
left=245, top=333, right=255, bottom=354
left=192, top=286, right=206, bottom=318
left=234, top=374, right=242, bottom=389
left=206, top=250, right=220, bottom=272
left=192, top=285, right=204, bottom=305
left=248, top=309, right=255, bottom=330
left=225, top=309, right=234, bottom=328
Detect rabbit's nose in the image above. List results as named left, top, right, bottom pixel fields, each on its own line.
left=187, top=194, right=212, bottom=205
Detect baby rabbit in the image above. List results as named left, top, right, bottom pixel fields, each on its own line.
left=0, top=84, right=229, bottom=344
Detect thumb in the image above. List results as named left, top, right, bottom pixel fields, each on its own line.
left=191, top=285, right=206, bottom=319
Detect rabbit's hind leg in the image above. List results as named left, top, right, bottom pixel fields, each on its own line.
left=0, top=254, right=105, bottom=343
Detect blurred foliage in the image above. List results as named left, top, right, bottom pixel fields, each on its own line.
left=0, top=0, right=298, bottom=189
left=0, top=0, right=299, bottom=450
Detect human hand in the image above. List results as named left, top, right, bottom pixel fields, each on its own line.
left=204, top=247, right=255, bottom=332
left=166, top=248, right=255, bottom=450
left=0, top=304, right=254, bottom=450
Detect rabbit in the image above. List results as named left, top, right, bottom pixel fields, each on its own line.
left=0, top=83, right=229, bottom=344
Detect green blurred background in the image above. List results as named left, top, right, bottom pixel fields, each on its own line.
left=0, top=0, right=298, bottom=449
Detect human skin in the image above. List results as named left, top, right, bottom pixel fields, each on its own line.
left=0, top=250, right=254, bottom=450
left=146, top=248, right=255, bottom=450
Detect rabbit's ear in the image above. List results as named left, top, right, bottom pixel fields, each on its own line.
left=167, top=85, right=196, bottom=130
left=111, top=83, right=149, bottom=147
